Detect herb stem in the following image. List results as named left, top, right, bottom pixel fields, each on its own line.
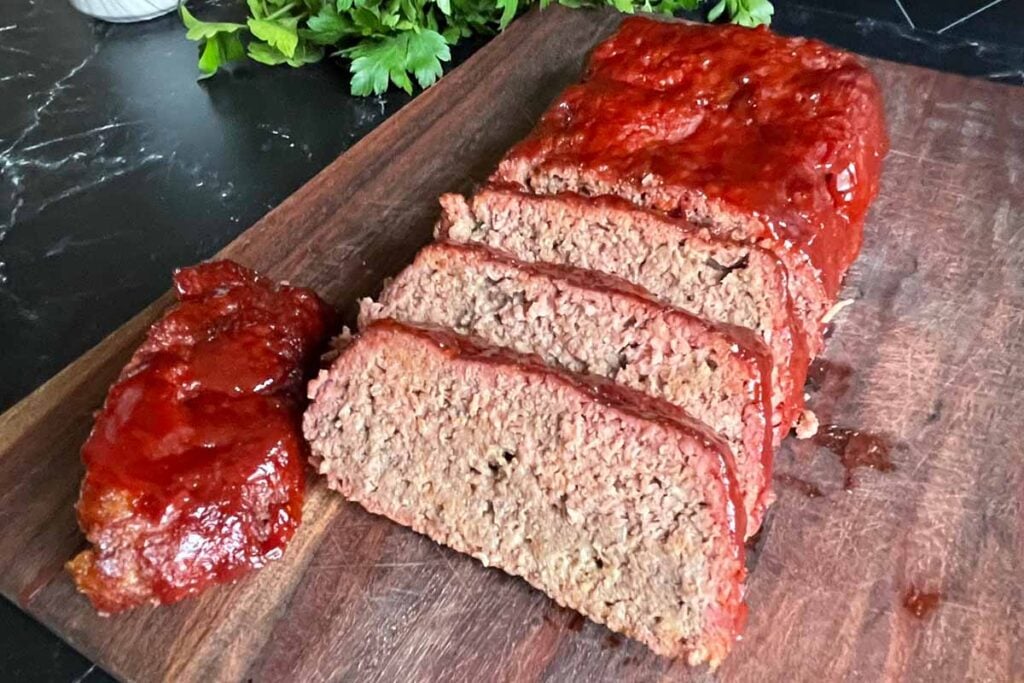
left=265, top=2, right=298, bottom=20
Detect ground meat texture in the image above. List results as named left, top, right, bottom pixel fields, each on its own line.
left=67, top=260, right=333, bottom=614
left=438, top=188, right=808, bottom=436
left=494, top=17, right=888, bottom=327
left=304, top=320, right=747, bottom=666
left=360, top=241, right=775, bottom=533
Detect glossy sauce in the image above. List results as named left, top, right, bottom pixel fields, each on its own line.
left=805, top=358, right=853, bottom=396
left=502, top=18, right=889, bottom=298
left=774, top=473, right=824, bottom=499
left=68, top=260, right=332, bottom=614
left=903, top=587, right=942, bottom=619
left=813, top=424, right=895, bottom=490
left=603, top=633, right=623, bottom=649
left=567, top=612, right=587, bottom=632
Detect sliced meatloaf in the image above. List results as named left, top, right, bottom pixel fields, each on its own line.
left=304, top=319, right=747, bottom=666
left=438, top=187, right=809, bottom=436
left=360, top=241, right=774, bottom=532
left=494, top=17, right=889, bottom=337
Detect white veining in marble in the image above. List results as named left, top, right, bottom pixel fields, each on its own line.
left=1, top=43, right=103, bottom=235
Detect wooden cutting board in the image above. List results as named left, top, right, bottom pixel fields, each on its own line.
left=2, top=7, right=1022, bottom=681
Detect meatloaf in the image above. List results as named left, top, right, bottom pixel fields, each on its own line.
left=304, top=319, right=747, bottom=666
left=438, top=187, right=808, bottom=436
left=360, top=241, right=774, bottom=531
left=67, top=260, right=332, bottom=614
left=494, top=17, right=889, bottom=329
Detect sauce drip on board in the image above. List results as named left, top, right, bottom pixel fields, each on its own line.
left=805, top=358, right=853, bottom=397
left=604, top=634, right=623, bottom=649
left=903, top=587, right=942, bottom=619
left=567, top=612, right=587, bottom=632
left=813, top=424, right=896, bottom=490
left=67, top=260, right=332, bottom=614
left=774, top=473, right=824, bottom=499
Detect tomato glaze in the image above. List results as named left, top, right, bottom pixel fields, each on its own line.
left=68, top=260, right=332, bottom=614
left=502, top=18, right=889, bottom=298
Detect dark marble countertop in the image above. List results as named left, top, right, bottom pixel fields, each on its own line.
left=1, top=0, right=1021, bottom=679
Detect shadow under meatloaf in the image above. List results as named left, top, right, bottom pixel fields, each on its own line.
left=437, top=188, right=809, bottom=438
left=493, top=17, right=890, bottom=355
left=303, top=319, right=747, bottom=667
left=360, top=240, right=775, bottom=533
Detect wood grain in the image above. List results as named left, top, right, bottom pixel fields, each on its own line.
left=1, top=7, right=1022, bottom=681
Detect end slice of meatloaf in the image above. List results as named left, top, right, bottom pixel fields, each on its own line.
left=304, top=319, right=747, bottom=666
left=493, top=17, right=888, bottom=323
left=359, top=241, right=775, bottom=532
left=67, top=260, right=332, bottom=614
left=438, top=187, right=809, bottom=437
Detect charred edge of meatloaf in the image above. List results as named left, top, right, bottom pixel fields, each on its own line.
left=359, top=240, right=773, bottom=533
left=437, top=188, right=807, bottom=437
left=304, top=319, right=747, bottom=666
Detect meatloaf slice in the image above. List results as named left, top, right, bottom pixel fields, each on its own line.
left=360, top=241, right=774, bottom=532
left=438, top=188, right=809, bottom=436
left=304, top=319, right=747, bottom=666
left=494, top=17, right=889, bottom=333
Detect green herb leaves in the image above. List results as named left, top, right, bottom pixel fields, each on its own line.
left=249, top=40, right=325, bottom=66
left=248, top=18, right=300, bottom=58
left=344, top=29, right=450, bottom=94
left=180, top=6, right=247, bottom=78
left=181, top=0, right=773, bottom=93
left=707, top=0, right=773, bottom=27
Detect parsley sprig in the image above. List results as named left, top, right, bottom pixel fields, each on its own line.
left=181, top=0, right=774, bottom=95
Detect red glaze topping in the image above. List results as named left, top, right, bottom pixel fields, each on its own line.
left=499, top=18, right=889, bottom=297
left=813, top=424, right=896, bottom=490
left=67, top=260, right=332, bottom=614
left=903, top=586, right=942, bottom=619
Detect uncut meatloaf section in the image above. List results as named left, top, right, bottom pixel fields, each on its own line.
left=303, top=319, right=747, bottom=666
left=359, top=240, right=775, bottom=531
left=438, top=187, right=808, bottom=436
left=494, top=16, right=889, bottom=339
